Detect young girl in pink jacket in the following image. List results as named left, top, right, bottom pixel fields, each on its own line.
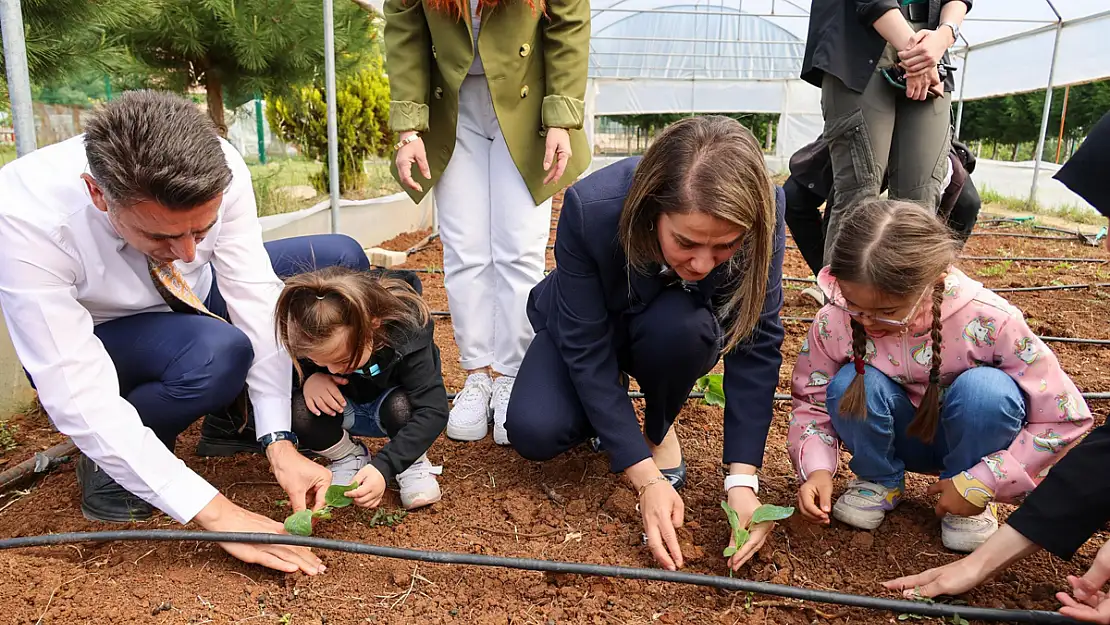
left=789, top=200, right=1093, bottom=553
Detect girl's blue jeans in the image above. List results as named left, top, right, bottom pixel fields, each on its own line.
left=826, top=365, right=1026, bottom=489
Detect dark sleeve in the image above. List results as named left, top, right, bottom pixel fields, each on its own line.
left=1007, top=423, right=1110, bottom=561
left=546, top=187, right=649, bottom=473
left=1054, top=111, right=1110, bottom=218
left=855, top=0, right=900, bottom=26
left=368, top=326, right=449, bottom=482
left=721, top=187, right=786, bottom=467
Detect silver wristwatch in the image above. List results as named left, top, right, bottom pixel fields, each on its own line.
left=940, top=21, right=960, bottom=44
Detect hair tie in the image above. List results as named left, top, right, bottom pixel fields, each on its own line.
left=316, top=294, right=326, bottom=300
left=854, top=356, right=865, bottom=376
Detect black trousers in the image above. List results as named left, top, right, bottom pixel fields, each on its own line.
left=505, top=287, right=720, bottom=462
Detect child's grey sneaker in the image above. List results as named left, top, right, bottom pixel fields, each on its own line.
left=832, top=479, right=903, bottom=530
left=942, top=504, right=999, bottom=553
left=327, top=442, right=371, bottom=486
left=490, top=375, right=515, bottom=446
left=446, top=372, right=493, bottom=441
left=397, top=453, right=443, bottom=510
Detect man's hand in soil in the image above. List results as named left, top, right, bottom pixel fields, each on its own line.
left=628, top=458, right=685, bottom=571
left=194, top=494, right=326, bottom=575
left=929, top=478, right=984, bottom=518
left=1058, top=540, right=1110, bottom=624
left=268, top=440, right=331, bottom=513
left=346, top=464, right=387, bottom=509
left=725, top=484, right=770, bottom=572
left=797, top=470, right=834, bottom=524
left=882, top=525, right=1039, bottom=599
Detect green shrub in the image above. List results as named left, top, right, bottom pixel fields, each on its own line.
left=267, top=57, right=391, bottom=195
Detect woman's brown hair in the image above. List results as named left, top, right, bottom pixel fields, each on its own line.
left=829, top=199, right=959, bottom=442
left=618, top=115, right=777, bottom=354
left=424, top=0, right=544, bottom=19
left=275, top=267, right=431, bottom=377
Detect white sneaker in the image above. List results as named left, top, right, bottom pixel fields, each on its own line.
left=326, top=442, right=371, bottom=486
left=397, top=454, right=443, bottom=510
left=942, top=504, right=999, bottom=553
left=491, top=375, right=514, bottom=446
left=831, top=479, right=903, bottom=530
left=446, top=373, right=493, bottom=441
left=801, top=286, right=827, bottom=306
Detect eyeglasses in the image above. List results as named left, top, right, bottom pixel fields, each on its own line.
left=826, top=283, right=930, bottom=328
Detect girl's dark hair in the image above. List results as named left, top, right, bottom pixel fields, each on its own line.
left=275, top=267, right=430, bottom=377
left=618, top=115, right=777, bottom=353
left=829, top=200, right=958, bottom=442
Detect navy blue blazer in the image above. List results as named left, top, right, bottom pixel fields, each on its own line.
left=527, top=157, right=787, bottom=473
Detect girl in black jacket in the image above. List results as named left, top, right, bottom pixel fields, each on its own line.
left=276, top=267, right=449, bottom=511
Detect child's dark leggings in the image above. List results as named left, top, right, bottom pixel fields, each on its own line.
left=291, top=388, right=413, bottom=451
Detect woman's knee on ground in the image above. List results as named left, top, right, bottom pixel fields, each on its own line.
left=505, top=401, right=573, bottom=462
left=319, top=234, right=370, bottom=271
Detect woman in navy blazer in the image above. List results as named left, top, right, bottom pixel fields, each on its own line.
left=506, top=116, right=787, bottom=572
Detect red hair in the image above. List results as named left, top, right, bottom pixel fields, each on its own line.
left=422, top=0, right=544, bottom=19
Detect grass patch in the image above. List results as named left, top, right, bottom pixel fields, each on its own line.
left=977, top=260, right=1013, bottom=278
left=979, top=185, right=1104, bottom=226
left=0, top=145, right=16, bottom=168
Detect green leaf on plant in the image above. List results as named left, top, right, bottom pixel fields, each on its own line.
left=312, top=508, right=333, bottom=521
left=324, top=482, right=358, bottom=508
left=722, top=546, right=738, bottom=557
left=284, top=509, right=314, bottom=536
left=750, top=504, right=795, bottom=525
left=720, top=500, right=751, bottom=550
left=696, top=374, right=726, bottom=407
left=734, top=527, right=750, bottom=549
left=950, top=615, right=969, bottom=625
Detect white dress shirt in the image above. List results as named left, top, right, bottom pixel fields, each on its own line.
left=0, top=135, right=292, bottom=523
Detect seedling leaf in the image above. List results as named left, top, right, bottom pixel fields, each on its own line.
left=734, top=527, right=750, bottom=549
left=697, top=374, right=726, bottom=407
left=284, top=509, right=314, bottom=536
left=723, top=546, right=738, bottom=557
left=324, top=482, right=358, bottom=508
left=750, top=504, right=795, bottom=525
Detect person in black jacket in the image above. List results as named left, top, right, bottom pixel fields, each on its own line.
left=505, top=116, right=786, bottom=573
left=802, top=0, right=972, bottom=265
left=882, top=422, right=1110, bottom=623
left=783, top=134, right=981, bottom=280
left=1055, top=109, right=1110, bottom=253
left=275, top=267, right=449, bottom=511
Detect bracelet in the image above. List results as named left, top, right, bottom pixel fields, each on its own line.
left=393, top=133, right=420, bottom=151
left=637, top=475, right=669, bottom=498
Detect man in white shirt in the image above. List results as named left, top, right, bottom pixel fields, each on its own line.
left=0, top=90, right=370, bottom=576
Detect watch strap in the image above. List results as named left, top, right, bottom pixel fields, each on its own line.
left=259, top=430, right=299, bottom=449
left=724, top=473, right=759, bottom=494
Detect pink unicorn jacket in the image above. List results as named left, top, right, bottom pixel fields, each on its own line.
left=788, top=267, right=1094, bottom=504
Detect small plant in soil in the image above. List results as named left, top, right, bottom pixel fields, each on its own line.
left=0, top=419, right=18, bottom=452
left=720, top=501, right=794, bottom=557
left=976, top=260, right=1013, bottom=278
left=282, top=481, right=358, bottom=536
left=367, top=507, right=407, bottom=527
left=695, top=374, right=725, bottom=408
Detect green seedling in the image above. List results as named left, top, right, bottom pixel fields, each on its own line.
left=720, top=501, right=794, bottom=557
left=695, top=374, right=725, bottom=408
left=282, top=481, right=357, bottom=536
left=368, top=507, right=407, bottom=527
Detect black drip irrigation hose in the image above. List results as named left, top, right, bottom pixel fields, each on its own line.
left=0, top=530, right=1080, bottom=624
left=444, top=390, right=1110, bottom=402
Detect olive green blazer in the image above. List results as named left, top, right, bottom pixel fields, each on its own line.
left=383, top=0, right=592, bottom=205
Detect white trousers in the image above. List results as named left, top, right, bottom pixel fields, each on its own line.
left=436, top=75, right=552, bottom=376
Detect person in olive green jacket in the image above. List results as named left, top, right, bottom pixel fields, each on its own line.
left=384, top=0, right=591, bottom=447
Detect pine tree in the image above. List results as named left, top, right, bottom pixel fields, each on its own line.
left=116, top=0, right=380, bottom=135
left=0, top=0, right=142, bottom=84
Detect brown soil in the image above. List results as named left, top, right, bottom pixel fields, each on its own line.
left=0, top=196, right=1106, bottom=624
